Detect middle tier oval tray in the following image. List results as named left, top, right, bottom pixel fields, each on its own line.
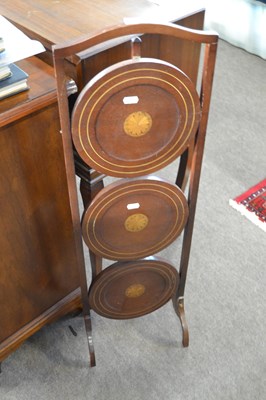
left=82, top=176, right=188, bottom=260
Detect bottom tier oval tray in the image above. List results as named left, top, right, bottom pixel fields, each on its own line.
left=88, top=257, right=179, bottom=319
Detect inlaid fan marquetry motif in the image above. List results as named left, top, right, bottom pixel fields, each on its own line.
left=123, top=111, right=153, bottom=137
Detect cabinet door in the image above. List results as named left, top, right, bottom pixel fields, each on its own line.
left=0, top=103, right=80, bottom=345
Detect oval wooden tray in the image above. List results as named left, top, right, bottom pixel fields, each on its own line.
left=88, top=257, right=179, bottom=319
left=82, top=176, right=188, bottom=260
left=72, top=58, right=200, bottom=177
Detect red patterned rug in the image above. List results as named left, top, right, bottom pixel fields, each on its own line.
left=229, top=179, right=266, bottom=232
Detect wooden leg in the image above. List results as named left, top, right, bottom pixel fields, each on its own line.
left=73, top=154, right=105, bottom=367
left=176, top=145, right=194, bottom=192
left=172, top=296, right=189, bottom=347
left=74, top=149, right=105, bottom=207
left=84, top=313, right=96, bottom=367
left=89, top=250, right=103, bottom=280
left=76, top=158, right=104, bottom=279
left=79, top=177, right=104, bottom=208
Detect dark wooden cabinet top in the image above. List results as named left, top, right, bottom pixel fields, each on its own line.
left=0, top=0, right=204, bottom=48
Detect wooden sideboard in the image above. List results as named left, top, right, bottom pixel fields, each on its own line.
left=0, top=0, right=205, bottom=364
left=0, top=57, right=81, bottom=363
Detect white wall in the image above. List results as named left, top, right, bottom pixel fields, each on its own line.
left=150, top=0, right=266, bottom=58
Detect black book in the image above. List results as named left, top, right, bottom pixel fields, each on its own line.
left=0, top=63, right=29, bottom=100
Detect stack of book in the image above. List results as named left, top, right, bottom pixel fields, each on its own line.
left=0, top=37, right=29, bottom=100
left=0, top=63, right=29, bottom=100
left=0, top=16, right=46, bottom=101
